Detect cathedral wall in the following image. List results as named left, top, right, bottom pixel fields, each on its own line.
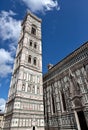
left=43, top=42, right=88, bottom=130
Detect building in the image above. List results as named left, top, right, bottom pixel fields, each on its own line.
left=0, top=113, right=4, bottom=130
left=3, top=12, right=44, bottom=130
left=43, top=42, right=88, bottom=130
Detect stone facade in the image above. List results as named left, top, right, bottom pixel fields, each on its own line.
left=43, top=42, right=88, bottom=130
left=3, top=12, right=44, bottom=130
left=0, top=113, right=4, bottom=130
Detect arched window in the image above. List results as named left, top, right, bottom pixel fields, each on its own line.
left=37, top=76, right=40, bottom=83
left=33, top=57, right=37, bottom=66
left=28, top=55, right=31, bottom=63
left=52, top=93, right=55, bottom=114
left=30, top=40, right=32, bottom=46
left=32, top=86, right=35, bottom=93
left=31, top=25, right=37, bottom=35
left=34, top=42, right=37, bottom=49
left=37, top=86, right=40, bottom=94
left=22, top=84, right=25, bottom=91
left=27, top=84, right=31, bottom=92
left=61, top=91, right=66, bottom=111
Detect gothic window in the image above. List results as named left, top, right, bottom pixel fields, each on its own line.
left=16, top=121, right=17, bottom=124
left=83, top=64, right=86, bottom=69
left=22, top=84, right=25, bottom=91
left=34, top=42, right=37, bottom=49
left=52, top=93, right=55, bottom=114
left=28, top=55, right=31, bottom=63
left=37, top=86, right=40, bottom=94
left=37, top=76, right=40, bottom=83
left=27, top=84, right=31, bottom=92
left=30, top=40, right=33, bottom=46
left=77, top=82, right=80, bottom=92
left=31, top=26, right=36, bottom=35
left=61, top=91, right=66, bottom=111
left=32, top=86, right=35, bottom=93
left=33, top=57, right=37, bottom=66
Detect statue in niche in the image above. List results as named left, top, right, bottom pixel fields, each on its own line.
left=69, top=69, right=79, bottom=97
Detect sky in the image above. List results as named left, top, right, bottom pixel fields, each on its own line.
left=0, top=0, right=88, bottom=112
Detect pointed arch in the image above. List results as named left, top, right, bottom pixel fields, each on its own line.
left=27, top=84, right=31, bottom=92
left=61, top=91, right=66, bottom=111
left=34, top=42, right=37, bottom=49
left=22, top=84, right=25, bottom=91
left=31, top=24, right=37, bottom=35
left=51, top=92, right=55, bottom=114
left=30, top=40, right=33, bottom=46
left=28, top=55, right=32, bottom=63
left=33, top=57, right=37, bottom=66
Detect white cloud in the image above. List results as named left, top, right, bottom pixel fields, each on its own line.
left=21, top=0, right=59, bottom=13
left=0, top=10, right=21, bottom=77
left=0, top=49, right=14, bottom=77
left=0, top=10, right=21, bottom=55
left=0, top=10, right=21, bottom=41
left=0, top=98, right=6, bottom=112
left=0, top=64, right=13, bottom=77
left=0, top=49, right=14, bottom=64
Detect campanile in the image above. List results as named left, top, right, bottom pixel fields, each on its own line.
left=4, top=12, right=44, bottom=130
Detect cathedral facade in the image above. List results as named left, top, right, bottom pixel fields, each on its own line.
left=3, top=12, right=44, bottom=130
left=43, top=42, right=88, bottom=130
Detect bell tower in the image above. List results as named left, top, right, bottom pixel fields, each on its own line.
left=4, top=12, right=44, bottom=130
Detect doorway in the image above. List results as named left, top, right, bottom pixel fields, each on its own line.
left=33, top=126, right=35, bottom=130
left=77, top=111, right=88, bottom=130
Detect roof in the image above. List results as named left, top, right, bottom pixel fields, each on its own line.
left=43, top=41, right=88, bottom=78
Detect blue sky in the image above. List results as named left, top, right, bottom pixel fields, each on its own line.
left=0, top=0, right=88, bottom=111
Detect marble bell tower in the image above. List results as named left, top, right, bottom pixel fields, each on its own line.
left=4, top=12, right=44, bottom=130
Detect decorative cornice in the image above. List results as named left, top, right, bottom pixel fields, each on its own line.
left=22, top=11, right=42, bottom=26
left=43, top=41, right=88, bottom=80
